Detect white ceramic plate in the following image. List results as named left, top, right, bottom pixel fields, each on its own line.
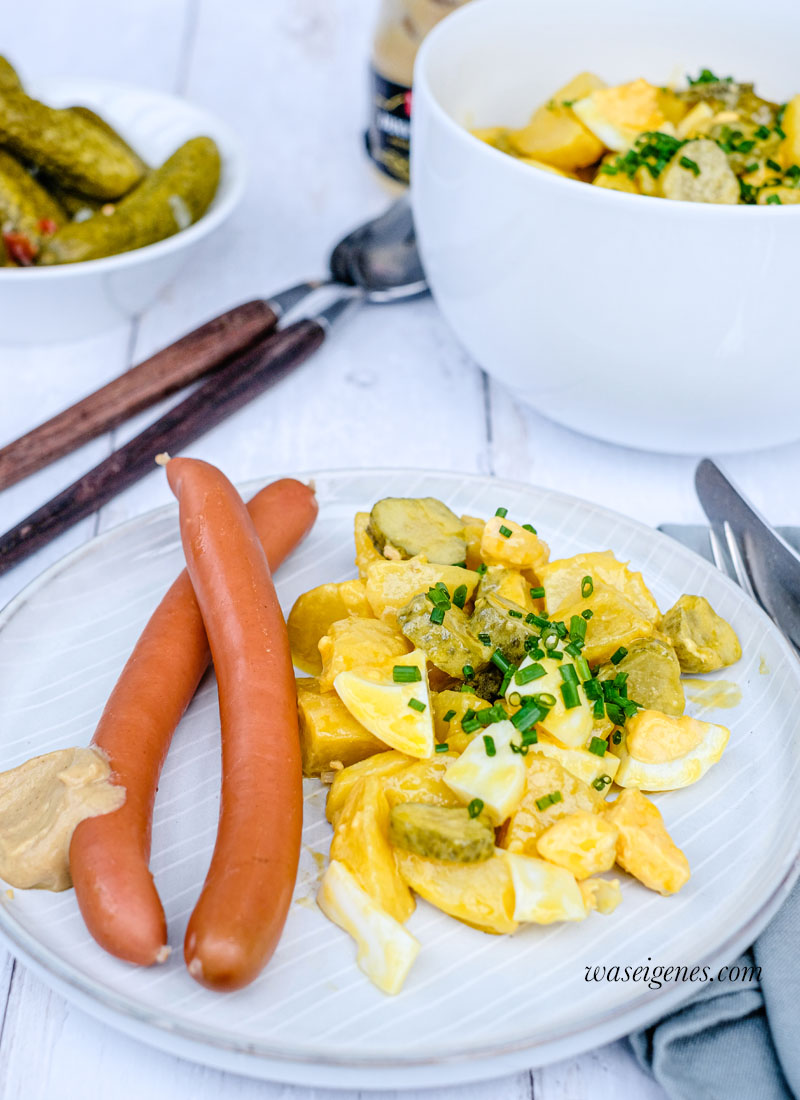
left=0, top=469, right=798, bottom=1089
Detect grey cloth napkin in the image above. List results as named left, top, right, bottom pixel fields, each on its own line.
left=630, top=876, right=799, bottom=1099
left=630, top=525, right=800, bottom=1100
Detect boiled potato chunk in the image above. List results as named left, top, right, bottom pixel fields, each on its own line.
left=508, top=72, right=606, bottom=170
left=539, top=550, right=660, bottom=622
left=613, top=709, right=730, bottom=791
left=317, top=860, right=420, bottom=995
left=368, top=497, right=466, bottom=565
left=557, top=582, right=655, bottom=665
left=432, top=688, right=491, bottom=753
left=660, top=594, right=741, bottom=673
left=603, top=789, right=690, bottom=895
left=330, top=776, right=415, bottom=922
left=471, top=592, right=536, bottom=664
left=780, top=95, right=800, bottom=169
left=596, top=637, right=685, bottom=716
left=326, top=750, right=411, bottom=826
left=579, top=877, right=623, bottom=914
left=500, top=757, right=603, bottom=855
left=397, top=594, right=491, bottom=678
left=355, top=512, right=386, bottom=577
left=389, top=803, right=495, bottom=862
left=296, top=678, right=386, bottom=775
left=288, top=579, right=372, bottom=675
left=365, top=557, right=481, bottom=623
left=536, top=810, right=618, bottom=879
left=318, top=616, right=410, bottom=691
left=476, top=564, right=535, bottom=611
left=461, top=514, right=486, bottom=570
left=396, top=848, right=518, bottom=934
left=660, top=139, right=739, bottom=204
left=503, top=852, right=587, bottom=923
left=481, top=516, right=550, bottom=574
left=383, top=756, right=462, bottom=814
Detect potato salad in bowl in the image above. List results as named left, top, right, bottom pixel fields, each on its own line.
left=288, top=497, right=742, bottom=995
left=473, top=68, right=800, bottom=205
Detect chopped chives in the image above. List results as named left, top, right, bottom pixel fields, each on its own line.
left=483, top=734, right=496, bottom=757
left=610, top=647, right=628, bottom=665
left=460, top=683, right=474, bottom=693
left=606, top=702, right=626, bottom=726
left=426, top=586, right=451, bottom=609
left=491, top=649, right=512, bottom=673
left=508, top=691, right=521, bottom=707
left=510, top=740, right=529, bottom=755
left=612, top=730, right=623, bottom=745
left=462, top=716, right=481, bottom=733
left=499, top=667, right=515, bottom=695
left=477, top=709, right=493, bottom=727
left=554, top=620, right=568, bottom=638
left=559, top=664, right=579, bottom=686
left=478, top=632, right=491, bottom=644
left=529, top=586, right=545, bottom=600
left=755, top=124, right=771, bottom=139
left=499, top=524, right=513, bottom=539
left=582, top=609, right=594, bottom=620
left=512, top=703, right=544, bottom=732
left=508, top=609, right=523, bottom=619
left=581, top=575, right=594, bottom=598
left=592, top=774, right=612, bottom=791
left=468, top=798, right=484, bottom=818
left=560, top=681, right=581, bottom=709
left=452, top=584, right=468, bottom=609
left=533, top=691, right=556, bottom=708
left=575, top=655, right=591, bottom=682
left=430, top=606, right=445, bottom=625
left=515, top=662, right=546, bottom=685
left=393, top=665, right=421, bottom=683
left=408, top=698, right=426, bottom=712
left=588, top=736, right=607, bottom=757
left=488, top=702, right=508, bottom=722
left=442, top=709, right=456, bottom=722
left=569, top=614, right=587, bottom=644
left=535, top=789, right=563, bottom=812
left=435, top=743, right=450, bottom=753
left=767, top=158, right=783, bottom=172
left=564, top=641, right=583, bottom=658
left=766, top=194, right=782, bottom=204
left=550, top=790, right=563, bottom=805
left=520, top=727, right=539, bottom=746
left=548, top=650, right=564, bottom=661
left=679, top=155, right=700, bottom=176
left=495, top=507, right=508, bottom=517
left=583, top=678, right=601, bottom=700
left=463, top=709, right=476, bottom=722
left=476, top=563, right=488, bottom=576
left=435, top=581, right=449, bottom=593
left=528, top=613, right=550, bottom=630
left=522, top=523, right=537, bottom=534
left=462, top=664, right=474, bottom=679
left=593, top=698, right=606, bottom=719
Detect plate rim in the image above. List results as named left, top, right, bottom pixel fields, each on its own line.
left=1, top=466, right=799, bottom=1081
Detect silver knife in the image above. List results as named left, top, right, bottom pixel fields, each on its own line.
left=695, top=458, right=800, bottom=654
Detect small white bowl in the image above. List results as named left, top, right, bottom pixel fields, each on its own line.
left=0, top=79, right=245, bottom=345
left=412, top=0, right=800, bottom=454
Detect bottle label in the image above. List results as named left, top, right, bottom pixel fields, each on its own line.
left=365, top=67, right=412, bottom=185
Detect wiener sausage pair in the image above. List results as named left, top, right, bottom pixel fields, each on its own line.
left=70, top=471, right=316, bottom=990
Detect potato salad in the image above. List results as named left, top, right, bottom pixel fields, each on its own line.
left=288, top=498, right=742, bottom=994
left=473, top=69, right=800, bottom=205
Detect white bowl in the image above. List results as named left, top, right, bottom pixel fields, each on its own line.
left=0, top=79, right=245, bottom=345
left=411, top=0, right=800, bottom=454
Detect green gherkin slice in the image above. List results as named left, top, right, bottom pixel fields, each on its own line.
left=368, top=497, right=466, bottom=564
left=389, top=803, right=494, bottom=862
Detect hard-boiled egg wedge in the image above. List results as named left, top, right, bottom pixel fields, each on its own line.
left=334, top=649, right=434, bottom=758
left=317, top=860, right=420, bottom=995
left=612, top=709, right=730, bottom=791
left=536, top=810, right=619, bottom=879
left=579, top=877, right=623, bottom=915
left=572, top=79, right=666, bottom=152
left=529, top=730, right=620, bottom=788
left=503, top=852, right=587, bottom=923
left=443, top=719, right=526, bottom=825
left=506, top=655, right=593, bottom=749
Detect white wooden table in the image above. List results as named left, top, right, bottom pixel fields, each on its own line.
left=1, top=2, right=798, bottom=1097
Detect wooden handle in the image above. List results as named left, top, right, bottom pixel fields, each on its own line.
left=0, top=319, right=325, bottom=578
left=0, top=299, right=278, bottom=492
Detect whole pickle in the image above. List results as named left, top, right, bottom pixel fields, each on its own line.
left=0, top=86, right=145, bottom=199
left=39, top=137, right=221, bottom=265
left=70, top=105, right=148, bottom=176
left=0, top=57, right=22, bottom=92
left=0, top=150, right=65, bottom=259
